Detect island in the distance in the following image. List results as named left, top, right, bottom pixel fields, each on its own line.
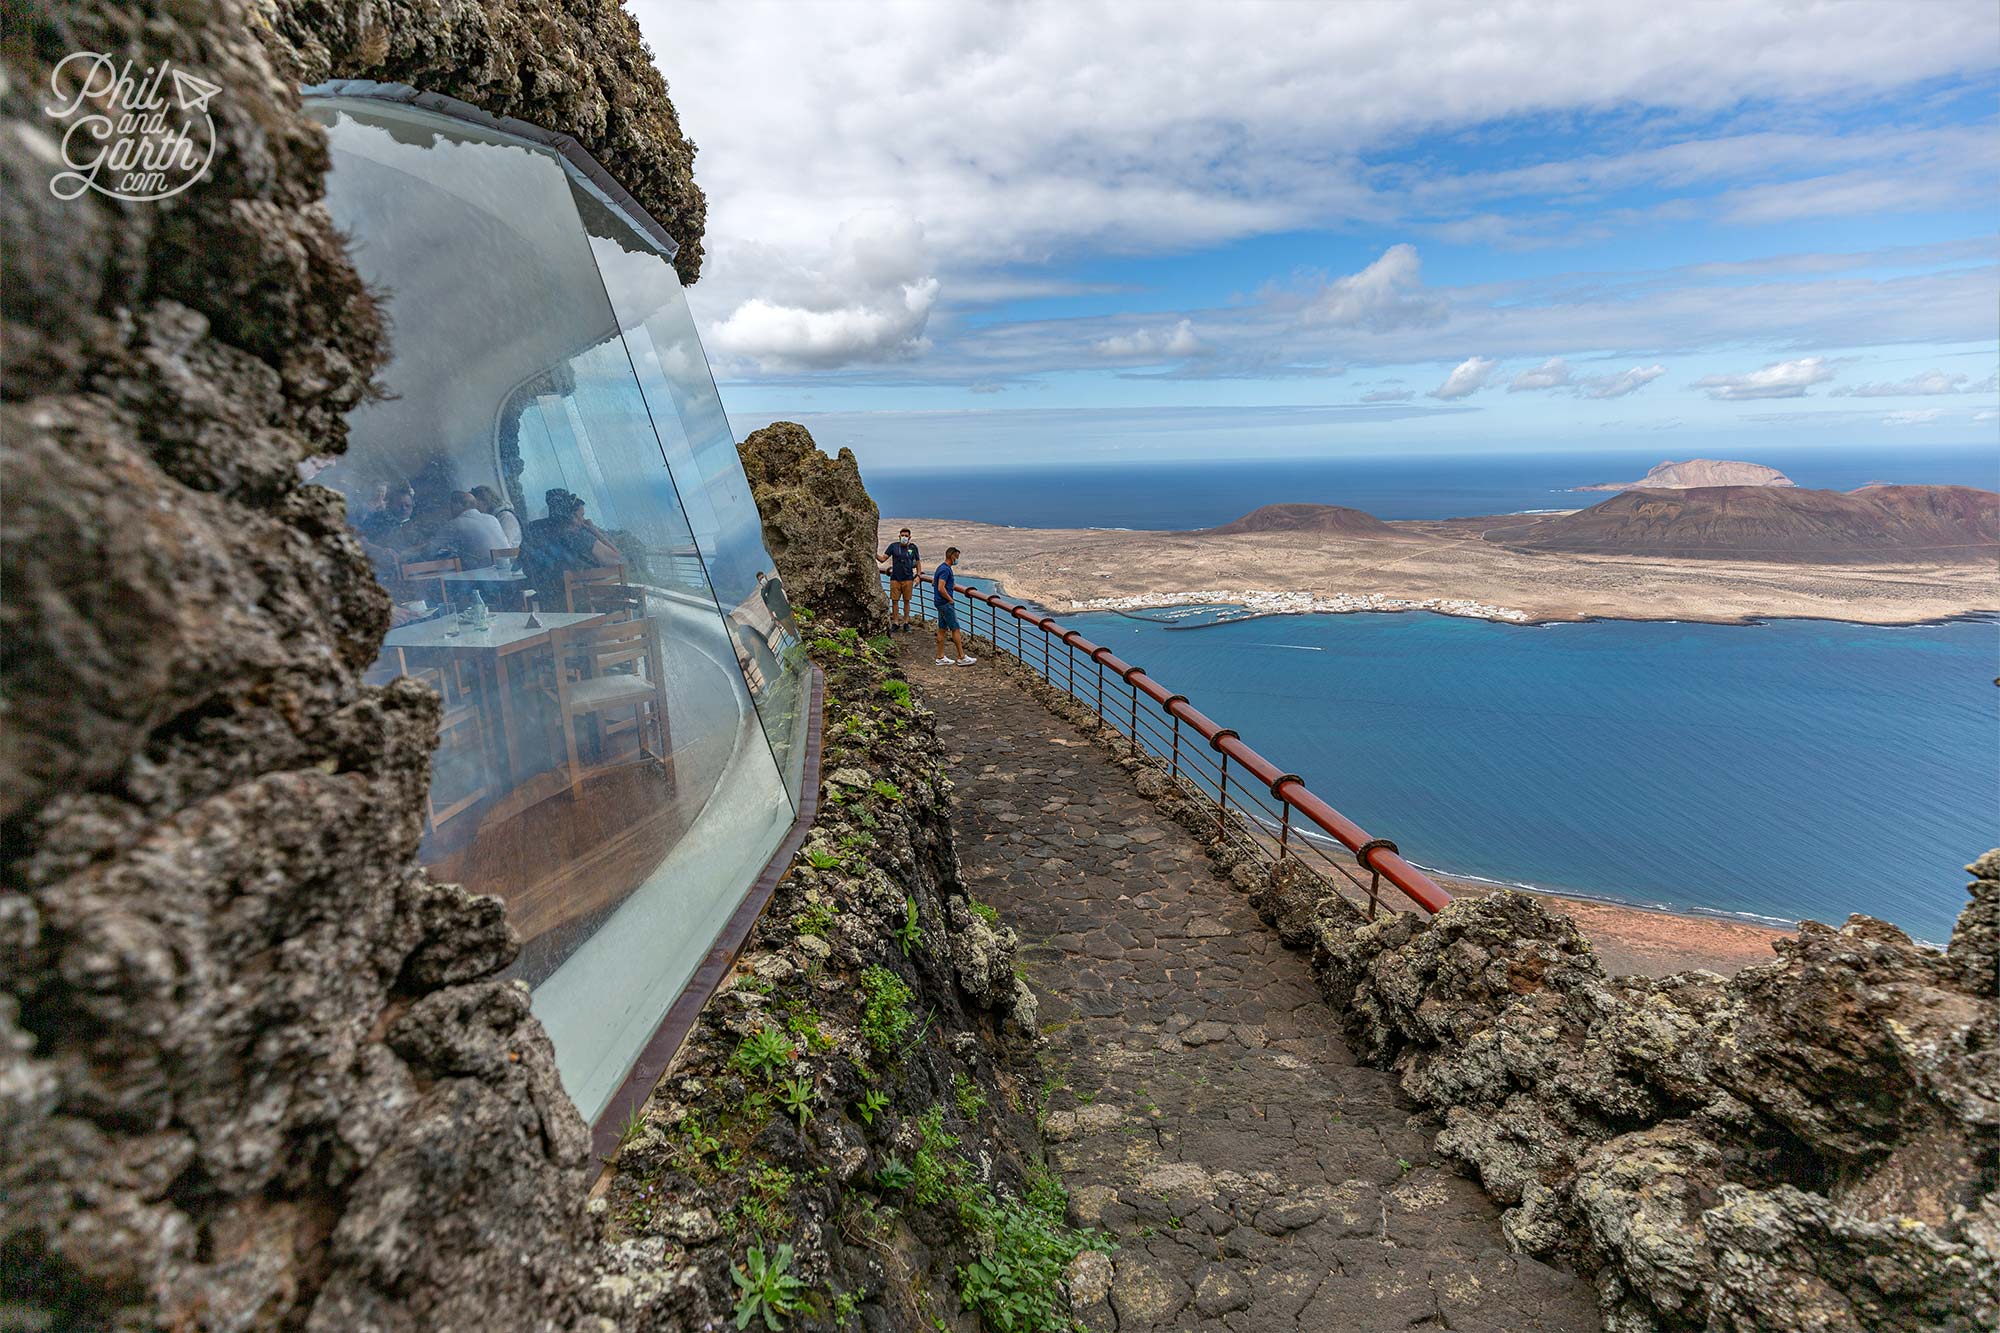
left=1575, top=457, right=1796, bottom=491
left=885, top=481, right=2000, bottom=627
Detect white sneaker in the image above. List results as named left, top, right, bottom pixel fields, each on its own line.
left=935, top=657, right=953, bottom=665
left=956, top=655, right=978, bottom=665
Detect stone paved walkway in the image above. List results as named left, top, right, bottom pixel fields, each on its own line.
left=899, top=640, right=1601, bottom=1332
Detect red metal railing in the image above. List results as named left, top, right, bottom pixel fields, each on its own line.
left=891, top=575, right=1450, bottom=917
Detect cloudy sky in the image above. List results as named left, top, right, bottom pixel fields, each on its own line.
left=631, top=0, right=1998, bottom=468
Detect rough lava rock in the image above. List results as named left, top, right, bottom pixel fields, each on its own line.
left=0, top=0, right=709, bottom=1326
left=1283, top=862, right=2000, bottom=1331
left=738, top=421, right=891, bottom=634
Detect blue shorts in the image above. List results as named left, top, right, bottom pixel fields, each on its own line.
left=935, top=600, right=959, bottom=631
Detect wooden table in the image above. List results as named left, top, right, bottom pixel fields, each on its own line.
left=386, top=611, right=607, bottom=781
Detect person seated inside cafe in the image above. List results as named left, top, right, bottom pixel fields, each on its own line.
left=445, top=490, right=510, bottom=569
left=357, top=480, right=415, bottom=546
left=469, top=484, right=523, bottom=546
left=520, top=487, right=622, bottom=604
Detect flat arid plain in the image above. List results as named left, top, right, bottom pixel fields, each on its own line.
left=880, top=509, right=2000, bottom=626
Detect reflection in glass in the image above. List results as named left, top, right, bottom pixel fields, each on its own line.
left=573, top=190, right=812, bottom=802
left=307, top=97, right=804, bottom=1121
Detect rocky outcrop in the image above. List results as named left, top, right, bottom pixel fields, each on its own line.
left=1284, top=856, right=2000, bottom=1332
left=738, top=422, right=891, bottom=635
left=593, top=626, right=1069, bottom=1330
left=1, top=1, right=704, bottom=1326
left=1576, top=459, right=1796, bottom=492
left=259, top=0, right=708, bottom=283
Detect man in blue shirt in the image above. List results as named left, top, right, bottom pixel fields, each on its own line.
left=879, top=527, right=922, bottom=632
left=932, top=546, right=976, bottom=666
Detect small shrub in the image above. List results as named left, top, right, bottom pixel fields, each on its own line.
left=778, top=1077, right=815, bottom=1126
left=895, top=898, right=924, bottom=956
left=730, top=1027, right=794, bottom=1083
left=792, top=901, right=837, bottom=936
left=804, top=848, right=841, bottom=872
left=953, top=1072, right=987, bottom=1119
left=874, top=1154, right=915, bottom=1192
left=967, top=897, right=999, bottom=925
left=859, top=966, right=915, bottom=1054
left=866, top=634, right=893, bottom=654
left=731, top=1243, right=808, bottom=1330
left=871, top=778, right=903, bottom=803
left=956, top=1179, right=1114, bottom=1333
left=879, top=678, right=913, bottom=708
left=911, top=1106, right=963, bottom=1207
left=855, top=1089, right=891, bottom=1126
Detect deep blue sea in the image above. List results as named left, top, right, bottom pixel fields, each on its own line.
left=870, top=444, right=2000, bottom=528
left=876, top=446, right=1999, bottom=944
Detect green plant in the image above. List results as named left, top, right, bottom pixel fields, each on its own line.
left=804, top=848, right=841, bottom=872
left=953, top=1072, right=987, bottom=1119
left=1397, top=1157, right=1413, bottom=1173
left=967, top=897, right=999, bottom=925
left=784, top=1008, right=832, bottom=1053
left=879, top=678, right=913, bottom=708
left=859, top=966, right=915, bottom=1054
left=895, top=898, right=924, bottom=956
left=955, top=1180, right=1114, bottom=1333
left=830, top=1287, right=863, bottom=1325
left=778, top=1076, right=816, bottom=1126
left=731, top=1027, right=795, bottom=1083
left=792, top=901, right=836, bottom=936
left=874, top=1154, right=915, bottom=1192
left=871, top=778, right=904, bottom=803
left=731, top=1243, right=808, bottom=1330
left=866, top=634, right=893, bottom=654
left=855, top=1089, right=891, bottom=1125
left=911, top=1106, right=963, bottom=1207
left=618, top=1108, right=646, bottom=1146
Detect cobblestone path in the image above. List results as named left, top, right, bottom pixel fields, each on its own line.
left=899, top=641, right=1601, bottom=1332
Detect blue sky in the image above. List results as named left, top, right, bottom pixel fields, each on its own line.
left=636, top=1, right=1999, bottom=470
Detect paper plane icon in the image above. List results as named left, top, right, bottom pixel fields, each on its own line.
left=171, top=68, right=221, bottom=114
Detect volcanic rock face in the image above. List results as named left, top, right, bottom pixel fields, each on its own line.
left=1576, top=459, right=1797, bottom=492
left=261, top=0, right=709, bottom=284
left=1280, top=856, right=2000, bottom=1332
left=739, top=422, right=892, bottom=634
left=1, top=0, right=705, bottom=1326
left=1492, top=483, right=2000, bottom=562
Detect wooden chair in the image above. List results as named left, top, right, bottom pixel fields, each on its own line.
left=562, top=564, right=640, bottom=620
left=400, top=556, right=460, bottom=608
left=546, top=618, right=672, bottom=798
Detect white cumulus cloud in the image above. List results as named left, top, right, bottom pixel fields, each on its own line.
left=1509, top=357, right=1574, bottom=391
left=1093, top=319, right=1203, bottom=359
left=710, top=210, right=940, bottom=370
left=1693, top=357, right=1836, bottom=401
left=1578, top=364, right=1668, bottom=399
left=1302, top=244, right=1447, bottom=332
left=1429, top=356, right=1498, bottom=401
left=1361, top=387, right=1414, bottom=402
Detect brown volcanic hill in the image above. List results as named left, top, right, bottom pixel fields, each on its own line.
left=1488, top=484, right=2000, bottom=563
left=1206, top=503, right=1401, bottom=537
left=1576, top=458, right=1796, bottom=492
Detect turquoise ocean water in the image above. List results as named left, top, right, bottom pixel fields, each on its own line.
left=871, top=447, right=1998, bottom=943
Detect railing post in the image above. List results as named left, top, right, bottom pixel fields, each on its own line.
left=1041, top=624, right=1051, bottom=680
left=1216, top=751, right=1229, bottom=837
left=1095, top=658, right=1104, bottom=715
left=1279, top=803, right=1291, bottom=861
left=1066, top=639, right=1076, bottom=697
left=1170, top=714, right=1181, bottom=781
left=1128, top=680, right=1138, bottom=755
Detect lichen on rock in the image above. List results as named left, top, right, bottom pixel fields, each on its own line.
left=737, top=422, right=892, bottom=635
left=1280, top=862, right=2000, bottom=1331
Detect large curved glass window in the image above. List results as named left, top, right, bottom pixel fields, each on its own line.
left=305, top=95, right=810, bottom=1122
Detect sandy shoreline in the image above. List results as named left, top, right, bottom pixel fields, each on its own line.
left=1427, top=873, right=1794, bottom=977
left=882, top=515, right=2000, bottom=627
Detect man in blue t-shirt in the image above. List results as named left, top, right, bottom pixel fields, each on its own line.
left=932, top=546, right=976, bottom=666
left=878, top=527, right=922, bottom=632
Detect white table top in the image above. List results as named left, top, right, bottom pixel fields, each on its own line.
left=385, top=610, right=605, bottom=654
left=433, top=567, right=527, bottom=583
